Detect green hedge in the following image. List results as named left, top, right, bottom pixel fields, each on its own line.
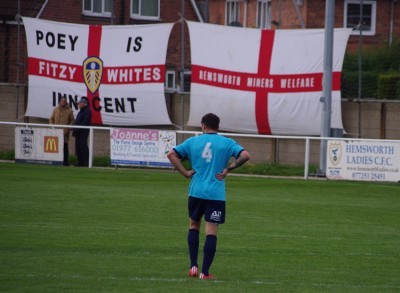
left=342, top=41, right=400, bottom=99
left=343, top=42, right=400, bottom=72
left=377, top=73, right=400, bottom=100
left=341, top=71, right=379, bottom=98
left=397, top=80, right=400, bottom=100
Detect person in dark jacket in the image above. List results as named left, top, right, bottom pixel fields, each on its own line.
left=73, top=97, right=92, bottom=167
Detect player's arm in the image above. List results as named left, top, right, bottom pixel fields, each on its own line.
left=167, top=149, right=195, bottom=179
left=216, top=150, right=250, bottom=180
left=227, top=150, right=250, bottom=171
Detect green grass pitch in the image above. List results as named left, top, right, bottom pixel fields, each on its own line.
left=0, top=163, right=399, bottom=292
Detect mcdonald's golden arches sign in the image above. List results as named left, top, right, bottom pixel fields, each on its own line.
left=44, top=136, right=59, bottom=153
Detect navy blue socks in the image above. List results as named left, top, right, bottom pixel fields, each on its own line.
left=188, top=230, right=218, bottom=275
left=188, top=229, right=199, bottom=267
left=202, top=234, right=217, bottom=275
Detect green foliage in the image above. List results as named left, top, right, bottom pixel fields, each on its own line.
left=342, top=41, right=400, bottom=99
left=342, top=49, right=394, bottom=73
left=397, top=80, right=400, bottom=99
left=0, top=163, right=399, bottom=291
left=165, top=158, right=312, bottom=177
left=0, top=150, right=14, bottom=160
left=342, top=52, right=358, bottom=72
left=0, top=150, right=322, bottom=178
left=0, top=151, right=335, bottom=177
left=377, top=73, right=400, bottom=100
left=341, top=71, right=379, bottom=98
left=232, top=162, right=318, bottom=177
left=92, top=155, right=111, bottom=167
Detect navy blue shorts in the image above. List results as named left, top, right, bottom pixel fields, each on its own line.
left=188, top=196, right=226, bottom=224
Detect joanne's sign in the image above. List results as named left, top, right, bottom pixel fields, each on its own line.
left=110, top=128, right=176, bottom=168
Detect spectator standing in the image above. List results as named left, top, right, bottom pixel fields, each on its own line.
left=49, top=97, right=74, bottom=166
left=73, top=98, right=92, bottom=167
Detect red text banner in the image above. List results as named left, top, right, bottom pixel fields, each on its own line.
left=187, top=22, right=351, bottom=135
left=23, top=17, right=173, bottom=126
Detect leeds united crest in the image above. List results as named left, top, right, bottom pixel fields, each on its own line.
left=83, top=56, right=103, bottom=93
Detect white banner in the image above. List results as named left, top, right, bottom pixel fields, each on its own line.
left=23, top=17, right=173, bottom=126
left=327, top=140, right=400, bottom=182
left=110, top=128, right=176, bottom=167
left=15, top=127, right=63, bottom=165
left=187, top=21, right=352, bottom=135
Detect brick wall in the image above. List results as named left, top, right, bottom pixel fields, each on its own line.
left=270, top=0, right=307, bottom=29
left=206, top=0, right=399, bottom=51
left=305, top=0, right=400, bottom=52
left=0, top=0, right=197, bottom=84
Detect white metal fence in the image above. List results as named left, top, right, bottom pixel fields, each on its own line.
left=1, top=121, right=399, bottom=180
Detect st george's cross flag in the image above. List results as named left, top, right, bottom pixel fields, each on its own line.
left=186, top=21, right=352, bottom=135
left=23, top=17, right=173, bottom=126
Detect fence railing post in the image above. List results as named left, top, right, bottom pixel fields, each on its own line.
left=304, top=138, right=310, bottom=180
left=89, top=127, right=94, bottom=168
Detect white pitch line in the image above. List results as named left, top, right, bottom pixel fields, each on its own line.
left=0, top=274, right=399, bottom=289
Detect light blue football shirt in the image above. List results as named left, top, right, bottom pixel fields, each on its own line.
left=173, top=133, right=244, bottom=201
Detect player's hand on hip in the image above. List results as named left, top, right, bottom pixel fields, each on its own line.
left=185, top=169, right=195, bottom=179
left=216, top=169, right=229, bottom=181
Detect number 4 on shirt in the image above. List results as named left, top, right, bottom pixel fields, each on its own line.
left=202, top=142, right=212, bottom=163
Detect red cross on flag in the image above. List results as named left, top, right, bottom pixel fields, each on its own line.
left=187, top=22, right=352, bottom=135
left=23, top=17, right=173, bottom=126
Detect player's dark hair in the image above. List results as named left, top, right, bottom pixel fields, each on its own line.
left=201, top=113, right=220, bottom=131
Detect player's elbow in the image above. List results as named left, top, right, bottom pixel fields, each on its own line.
left=167, top=149, right=176, bottom=160
left=241, top=150, right=250, bottom=162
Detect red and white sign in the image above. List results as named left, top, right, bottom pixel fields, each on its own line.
left=23, top=17, right=173, bottom=126
left=187, top=21, right=351, bottom=135
left=110, top=128, right=176, bottom=168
